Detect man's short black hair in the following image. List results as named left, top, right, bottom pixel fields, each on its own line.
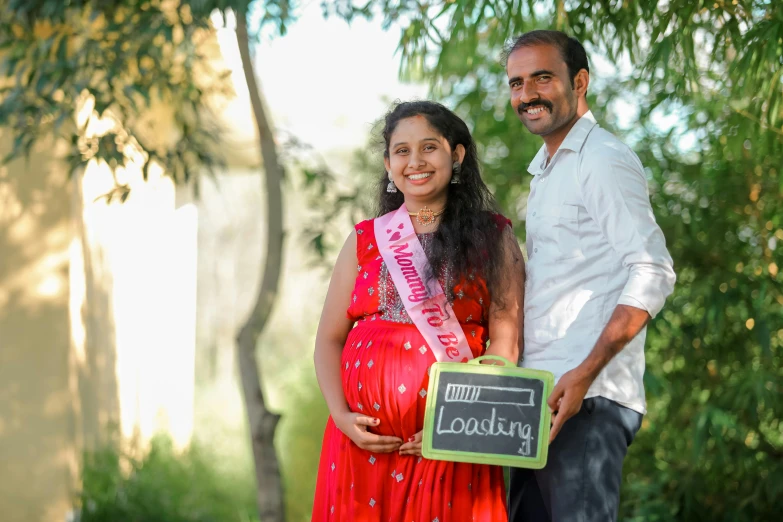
left=504, top=30, right=589, bottom=85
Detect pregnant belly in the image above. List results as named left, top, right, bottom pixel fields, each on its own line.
left=340, top=321, right=434, bottom=439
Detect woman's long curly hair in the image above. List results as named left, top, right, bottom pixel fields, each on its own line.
left=377, top=101, right=507, bottom=307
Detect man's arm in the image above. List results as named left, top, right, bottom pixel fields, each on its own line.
left=548, top=143, right=676, bottom=442
left=548, top=305, right=650, bottom=441
left=573, top=305, right=651, bottom=379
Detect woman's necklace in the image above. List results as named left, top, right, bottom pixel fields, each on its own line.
left=408, top=206, right=445, bottom=227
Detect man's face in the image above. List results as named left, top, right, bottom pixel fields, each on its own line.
left=506, top=44, right=579, bottom=137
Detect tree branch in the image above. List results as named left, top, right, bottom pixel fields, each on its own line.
left=234, top=8, right=286, bottom=522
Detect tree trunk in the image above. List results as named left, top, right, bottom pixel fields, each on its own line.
left=234, top=9, right=286, bottom=522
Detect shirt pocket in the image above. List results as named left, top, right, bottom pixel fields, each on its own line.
left=538, top=204, right=583, bottom=260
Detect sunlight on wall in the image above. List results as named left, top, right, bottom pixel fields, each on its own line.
left=72, top=159, right=197, bottom=448
left=1, top=191, right=71, bottom=310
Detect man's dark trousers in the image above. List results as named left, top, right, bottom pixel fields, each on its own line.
left=508, top=396, right=643, bottom=522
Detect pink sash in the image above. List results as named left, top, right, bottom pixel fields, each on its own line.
left=374, top=204, right=474, bottom=363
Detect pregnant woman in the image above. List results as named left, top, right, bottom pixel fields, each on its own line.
left=311, top=100, right=525, bottom=521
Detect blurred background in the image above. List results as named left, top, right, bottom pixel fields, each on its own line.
left=0, top=1, right=780, bottom=521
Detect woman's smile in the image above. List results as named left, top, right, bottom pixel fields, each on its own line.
left=405, top=171, right=434, bottom=184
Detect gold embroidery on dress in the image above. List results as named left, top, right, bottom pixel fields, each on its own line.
left=378, top=233, right=454, bottom=324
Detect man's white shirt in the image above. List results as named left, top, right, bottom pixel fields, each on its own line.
left=522, top=111, right=676, bottom=414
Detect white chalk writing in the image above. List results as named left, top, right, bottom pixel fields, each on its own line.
left=435, top=405, right=535, bottom=456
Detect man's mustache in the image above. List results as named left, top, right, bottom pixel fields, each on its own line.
left=518, top=99, right=553, bottom=114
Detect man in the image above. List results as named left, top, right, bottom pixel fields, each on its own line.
left=504, top=30, right=676, bottom=521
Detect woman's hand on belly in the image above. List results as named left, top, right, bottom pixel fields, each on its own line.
left=335, top=412, right=403, bottom=453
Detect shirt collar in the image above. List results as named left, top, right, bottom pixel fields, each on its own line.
left=526, top=111, right=598, bottom=176
left=527, top=144, right=548, bottom=176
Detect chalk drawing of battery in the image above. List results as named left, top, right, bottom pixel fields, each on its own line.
left=444, top=383, right=535, bottom=407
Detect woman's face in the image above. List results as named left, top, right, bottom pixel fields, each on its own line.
left=384, top=115, right=465, bottom=206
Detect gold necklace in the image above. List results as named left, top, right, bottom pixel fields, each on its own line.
left=408, top=206, right=445, bottom=227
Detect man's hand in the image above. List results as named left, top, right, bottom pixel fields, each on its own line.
left=547, top=367, right=594, bottom=443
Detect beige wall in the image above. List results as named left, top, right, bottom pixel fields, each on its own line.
left=0, top=137, right=200, bottom=522
left=0, top=136, right=79, bottom=522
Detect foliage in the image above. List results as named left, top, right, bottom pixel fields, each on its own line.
left=359, top=0, right=783, bottom=136
left=0, top=0, right=221, bottom=200
left=276, top=366, right=331, bottom=522
left=76, top=434, right=259, bottom=522
left=327, top=1, right=783, bottom=519
left=0, top=0, right=295, bottom=199
left=621, top=96, right=783, bottom=521
left=286, top=134, right=377, bottom=261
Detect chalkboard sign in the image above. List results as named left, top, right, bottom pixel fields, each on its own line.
left=422, top=356, right=554, bottom=469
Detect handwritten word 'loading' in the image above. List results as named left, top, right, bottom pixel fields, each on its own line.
left=435, top=406, right=535, bottom=455
left=445, top=384, right=535, bottom=407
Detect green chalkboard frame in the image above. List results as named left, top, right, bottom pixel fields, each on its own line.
left=422, top=355, right=554, bottom=469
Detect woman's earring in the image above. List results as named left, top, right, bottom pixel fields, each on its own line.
left=386, top=171, right=398, bottom=193
left=451, top=161, right=461, bottom=184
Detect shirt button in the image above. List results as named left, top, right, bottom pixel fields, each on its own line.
left=532, top=211, right=537, bottom=217
left=534, top=248, right=538, bottom=253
